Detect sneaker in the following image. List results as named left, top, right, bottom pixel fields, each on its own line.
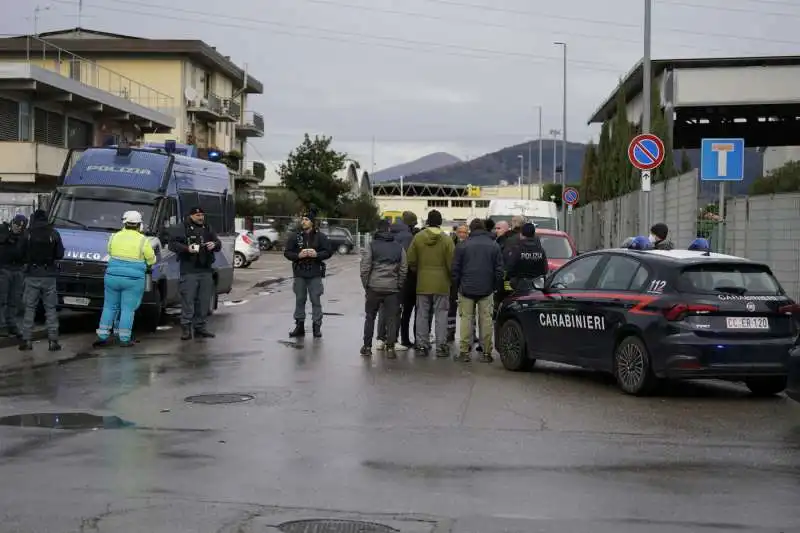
left=415, top=344, right=429, bottom=357
left=436, top=345, right=450, bottom=358
left=479, top=353, right=494, bottom=363
left=394, top=344, right=409, bottom=352
left=375, top=339, right=385, bottom=350
left=360, top=344, right=372, bottom=357
left=454, top=352, right=471, bottom=362
left=119, top=340, right=135, bottom=348
left=18, top=340, right=32, bottom=351
left=385, top=345, right=397, bottom=359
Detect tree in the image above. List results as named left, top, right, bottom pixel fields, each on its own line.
left=679, top=150, right=692, bottom=173
left=279, top=134, right=351, bottom=214
left=749, top=160, right=800, bottom=195
left=336, top=193, right=381, bottom=233
left=647, top=84, right=676, bottom=183
left=580, top=141, right=599, bottom=203
left=596, top=119, right=612, bottom=201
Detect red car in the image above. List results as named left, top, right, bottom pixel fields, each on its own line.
left=535, top=229, right=577, bottom=270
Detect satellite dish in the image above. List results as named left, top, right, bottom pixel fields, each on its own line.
left=184, top=87, right=198, bottom=102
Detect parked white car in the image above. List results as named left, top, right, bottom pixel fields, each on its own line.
left=234, top=231, right=260, bottom=268
left=252, top=223, right=280, bottom=251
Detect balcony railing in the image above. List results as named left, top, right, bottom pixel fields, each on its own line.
left=236, top=111, right=265, bottom=137
left=21, top=35, right=175, bottom=116
left=224, top=98, right=241, bottom=120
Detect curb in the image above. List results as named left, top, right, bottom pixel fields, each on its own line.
left=0, top=327, right=49, bottom=350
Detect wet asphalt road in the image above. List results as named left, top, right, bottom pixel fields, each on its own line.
left=0, top=255, right=799, bottom=532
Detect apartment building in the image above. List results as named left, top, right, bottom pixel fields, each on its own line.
left=0, top=28, right=264, bottom=182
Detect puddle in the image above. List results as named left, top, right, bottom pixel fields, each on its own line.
left=253, top=277, right=286, bottom=288
left=222, top=299, right=248, bottom=306
left=184, top=393, right=254, bottom=404
left=0, top=412, right=135, bottom=430
left=277, top=340, right=303, bottom=349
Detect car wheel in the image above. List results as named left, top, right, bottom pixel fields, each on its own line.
left=337, top=243, right=350, bottom=255
left=498, top=319, right=534, bottom=371
left=258, top=237, right=272, bottom=251
left=242, top=261, right=251, bottom=268
left=234, top=252, right=246, bottom=268
left=614, top=335, right=659, bottom=396
left=207, top=286, right=218, bottom=317
left=744, top=376, right=787, bottom=396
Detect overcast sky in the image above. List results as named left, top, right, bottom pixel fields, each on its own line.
left=3, top=0, right=800, bottom=170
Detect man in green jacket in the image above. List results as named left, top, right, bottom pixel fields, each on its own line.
left=407, top=209, right=455, bottom=357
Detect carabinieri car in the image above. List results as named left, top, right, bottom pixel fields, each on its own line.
left=495, top=248, right=798, bottom=396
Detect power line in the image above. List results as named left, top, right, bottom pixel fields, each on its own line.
left=663, top=0, right=800, bottom=19
left=50, top=0, right=628, bottom=72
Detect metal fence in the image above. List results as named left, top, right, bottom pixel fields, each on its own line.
left=234, top=215, right=363, bottom=253
left=565, top=169, right=699, bottom=252
left=0, top=193, right=50, bottom=222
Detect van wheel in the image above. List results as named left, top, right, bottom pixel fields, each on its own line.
left=498, top=319, right=534, bottom=371
left=744, top=377, right=787, bottom=396
left=614, top=335, right=660, bottom=396
left=137, top=287, right=163, bottom=333
left=234, top=252, right=246, bottom=268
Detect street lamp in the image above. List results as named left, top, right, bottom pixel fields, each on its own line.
left=517, top=154, right=524, bottom=199
left=549, top=129, right=560, bottom=183
left=554, top=41, right=568, bottom=231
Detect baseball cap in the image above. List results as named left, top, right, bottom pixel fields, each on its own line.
left=122, top=210, right=143, bottom=224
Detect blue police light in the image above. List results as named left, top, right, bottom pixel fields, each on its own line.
left=207, top=149, right=223, bottom=162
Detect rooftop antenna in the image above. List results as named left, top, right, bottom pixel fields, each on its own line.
left=77, top=0, right=83, bottom=30
left=32, top=5, right=51, bottom=36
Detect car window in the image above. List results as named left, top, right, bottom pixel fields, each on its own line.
left=596, top=256, right=642, bottom=291
left=629, top=265, right=650, bottom=291
left=539, top=235, right=573, bottom=259
left=678, top=263, right=782, bottom=295
left=549, top=255, right=604, bottom=289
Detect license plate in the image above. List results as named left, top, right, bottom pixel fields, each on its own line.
left=726, top=317, right=769, bottom=329
left=63, top=296, right=90, bottom=306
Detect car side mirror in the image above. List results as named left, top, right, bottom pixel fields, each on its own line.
left=532, top=275, right=546, bottom=290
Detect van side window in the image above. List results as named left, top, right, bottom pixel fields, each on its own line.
left=198, top=193, right=224, bottom=232
left=224, top=193, right=235, bottom=234
left=179, top=192, right=199, bottom=217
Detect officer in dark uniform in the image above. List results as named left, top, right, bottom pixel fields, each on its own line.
left=0, top=214, right=28, bottom=337
left=284, top=209, right=331, bottom=338
left=504, top=223, right=548, bottom=291
left=18, top=209, right=64, bottom=351
left=168, top=206, right=221, bottom=340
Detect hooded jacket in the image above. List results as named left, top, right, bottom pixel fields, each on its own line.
left=407, top=226, right=455, bottom=295
left=360, top=230, right=407, bottom=292
left=654, top=238, right=674, bottom=251
left=0, top=222, right=26, bottom=268
left=451, top=229, right=503, bottom=299
left=19, top=216, right=64, bottom=275
left=389, top=222, right=413, bottom=251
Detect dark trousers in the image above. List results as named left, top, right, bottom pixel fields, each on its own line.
left=21, top=276, right=58, bottom=341
left=0, top=268, right=24, bottom=333
left=447, top=284, right=458, bottom=341
left=365, top=290, right=400, bottom=346
left=179, top=271, right=214, bottom=329
left=400, top=284, right=417, bottom=345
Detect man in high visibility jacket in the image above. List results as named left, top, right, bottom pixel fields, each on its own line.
left=93, top=210, right=156, bottom=347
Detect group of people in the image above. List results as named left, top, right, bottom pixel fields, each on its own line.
left=358, top=210, right=549, bottom=361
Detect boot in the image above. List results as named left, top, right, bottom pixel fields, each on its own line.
left=194, top=329, right=216, bottom=339
left=360, top=344, right=372, bottom=357
left=18, top=340, right=32, bottom=351
left=312, top=322, right=322, bottom=338
left=289, top=322, right=305, bottom=338
left=48, top=340, right=61, bottom=352
left=92, top=337, right=111, bottom=348
left=180, top=326, right=192, bottom=341
left=119, top=340, right=135, bottom=348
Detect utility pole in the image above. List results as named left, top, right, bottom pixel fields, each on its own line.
left=549, top=129, right=560, bottom=183
left=642, top=0, right=652, bottom=235
left=538, top=106, right=543, bottom=195
left=77, top=0, right=83, bottom=28
left=371, top=136, right=376, bottom=175
left=555, top=41, right=568, bottom=231
left=527, top=141, right=532, bottom=199
left=517, top=154, right=524, bottom=199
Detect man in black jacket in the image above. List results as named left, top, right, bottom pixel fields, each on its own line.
left=451, top=218, right=504, bottom=363
left=505, top=223, right=548, bottom=290
left=0, top=214, right=27, bottom=337
left=376, top=212, right=415, bottom=350
left=397, top=211, right=419, bottom=348
left=18, top=210, right=64, bottom=351
left=283, top=209, right=332, bottom=338
left=168, top=206, right=222, bottom=340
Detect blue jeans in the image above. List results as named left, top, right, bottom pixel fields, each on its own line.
left=97, top=274, right=145, bottom=342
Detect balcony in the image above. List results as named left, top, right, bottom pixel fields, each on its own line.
left=0, top=36, right=175, bottom=130
left=222, top=98, right=241, bottom=122
left=0, top=141, right=74, bottom=181
left=187, top=91, right=224, bottom=121
left=236, top=111, right=264, bottom=138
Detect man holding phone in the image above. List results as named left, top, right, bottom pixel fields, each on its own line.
left=168, top=206, right=221, bottom=340
left=284, top=209, right=331, bottom=338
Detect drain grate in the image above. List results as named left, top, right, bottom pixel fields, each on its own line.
left=0, top=412, right=134, bottom=430
left=184, top=393, right=254, bottom=404
left=277, top=519, right=398, bottom=533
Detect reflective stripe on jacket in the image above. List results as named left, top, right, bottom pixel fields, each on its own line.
left=106, top=229, right=156, bottom=279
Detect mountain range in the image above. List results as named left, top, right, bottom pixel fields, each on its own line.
left=390, top=140, right=766, bottom=199
left=371, top=152, right=462, bottom=182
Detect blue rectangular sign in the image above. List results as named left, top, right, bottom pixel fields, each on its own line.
left=700, top=138, right=745, bottom=181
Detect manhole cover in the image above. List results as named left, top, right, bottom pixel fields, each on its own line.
left=184, top=394, right=254, bottom=404
left=277, top=519, right=398, bottom=533
left=0, top=413, right=134, bottom=430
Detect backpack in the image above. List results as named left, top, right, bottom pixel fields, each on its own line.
left=26, top=226, right=55, bottom=265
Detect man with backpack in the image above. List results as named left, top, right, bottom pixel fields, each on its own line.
left=18, top=209, right=64, bottom=351
left=0, top=214, right=28, bottom=337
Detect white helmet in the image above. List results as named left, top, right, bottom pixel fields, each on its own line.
left=122, top=210, right=143, bottom=225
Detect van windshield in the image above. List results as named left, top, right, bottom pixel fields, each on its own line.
left=50, top=186, right=158, bottom=233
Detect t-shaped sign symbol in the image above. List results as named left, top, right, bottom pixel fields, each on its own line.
left=711, top=143, right=735, bottom=177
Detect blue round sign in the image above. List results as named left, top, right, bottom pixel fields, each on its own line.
left=628, top=134, right=665, bottom=170
left=563, top=187, right=579, bottom=206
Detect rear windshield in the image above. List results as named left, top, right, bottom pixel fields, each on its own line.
left=539, top=235, right=573, bottom=259
left=678, top=263, right=783, bottom=296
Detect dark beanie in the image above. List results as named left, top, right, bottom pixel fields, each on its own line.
left=32, top=209, right=47, bottom=222
left=650, top=222, right=669, bottom=240
left=426, top=209, right=443, bottom=227
left=401, top=210, right=417, bottom=227
left=521, top=222, right=536, bottom=237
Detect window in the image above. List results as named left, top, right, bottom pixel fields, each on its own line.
left=224, top=193, right=235, bottom=234
left=677, top=264, right=782, bottom=295
left=50, top=186, right=157, bottom=233
left=630, top=265, right=650, bottom=291
left=178, top=192, right=199, bottom=217
left=161, top=197, right=179, bottom=230
left=0, top=98, right=19, bottom=141
left=549, top=255, right=604, bottom=290
left=19, top=102, right=30, bottom=141
left=68, top=59, right=82, bottom=82
left=197, top=193, right=224, bottom=231
left=67, top=117, right=92, bottom=149
left=596, top=256, right=643, bottom=291
left=539, top=235, right=574, bottom=259
left=427, top=200, right=448, bottom=208
left=451, top=200, right=472, bottom=208
left=475, top=200, right=490, bottom=208
left=34, top=108, right=65, bottom=146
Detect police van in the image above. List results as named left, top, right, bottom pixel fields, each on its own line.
left=48, top=143, right=235, bottom=331
left=495, top=248, right=796, bottom=396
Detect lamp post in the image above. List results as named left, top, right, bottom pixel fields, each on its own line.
left=549, top=129, right=560, bottom=183
left=517, top=154, right=524, bottom=199
left=554, top=41, right=568, bottom=231
left=641, top=0, right=653, bottom=235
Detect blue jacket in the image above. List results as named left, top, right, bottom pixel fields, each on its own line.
left=451, top=230, right=504, bottom=299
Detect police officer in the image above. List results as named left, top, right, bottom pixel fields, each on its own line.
left=168, top=206, right=221, bottom=340
left=0, top=214, right=28, bottom=337
left=93, top=211, right=156, bottom=347
left=504, top=223, right=548, bottom=290
left=284, top=209, right=331, bottom=338
left=18, top=209, right=64, bottom=351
